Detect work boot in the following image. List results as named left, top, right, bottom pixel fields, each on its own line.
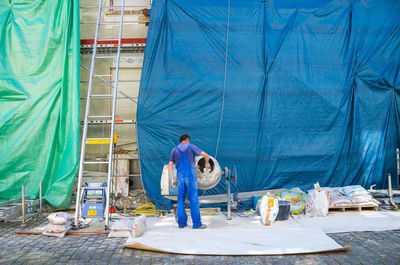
left=193, top=224, right=207, bottom=229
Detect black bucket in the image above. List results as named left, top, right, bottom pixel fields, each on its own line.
left=276, top=200, right=291, bottom=221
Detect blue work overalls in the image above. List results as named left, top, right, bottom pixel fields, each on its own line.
left=176, top=144, right=202, bottom=228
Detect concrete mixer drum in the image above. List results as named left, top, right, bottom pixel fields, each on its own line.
left=195, top=156, right=221, bottom=190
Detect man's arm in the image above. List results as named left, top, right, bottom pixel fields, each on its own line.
left=200, top=151, right=210, bottom=168
left=168, top=161, right=176, bottom=187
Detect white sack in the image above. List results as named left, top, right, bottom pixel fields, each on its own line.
left=42, top=222, right=72, bottom=238
left=259, top=195, right=279, bottom=226
left=47, top=212, right=74, bottom=225
left=339, top=185, right=368, bottom=197
left=132, top=214, right=147, bottom=238
left=329, top=195, right=353, bottom=207
left=108, top=230, right=131, bottom=238
left=111, top=218, right=135, bottom=230
left=44, top=222, right=71, bottom=233
left=306, top=183, right=330, bottom=217
left=350, top=194, right=380, bottom=205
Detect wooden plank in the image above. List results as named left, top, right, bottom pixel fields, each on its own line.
left=16, top=230, right=110, bottom=235
left=185, top=208, right=221, bottom=216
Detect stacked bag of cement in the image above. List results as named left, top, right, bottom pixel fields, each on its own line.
left=308, top=185, right=379, bottom=209
left=335, top=185, right=379, bottom=207
left=315, top=187, right=347, bottom=207
left=42, top=212, right=73, bottom=238
left=108, top=214, right=146, bottom=238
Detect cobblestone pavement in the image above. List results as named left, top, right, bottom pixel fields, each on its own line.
left=1, top=216, right=400, bottom=265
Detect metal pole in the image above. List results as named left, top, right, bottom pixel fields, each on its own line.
left=226, top=172, right=232, bottom=220
left=397, top=148, right=400, bottom=186
left=74, top=0, right=105, bottom=229
left=21, top=185, right=25, bottom=225
left=388, top=174, right=398, bottom=210
left=39, top=181, right=42, bottom=214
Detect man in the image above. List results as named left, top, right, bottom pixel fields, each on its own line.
left=168, top=134, right=210, bottom=229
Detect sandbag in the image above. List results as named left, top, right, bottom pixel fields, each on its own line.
left=42, top=221, right=72, bottom=238
left=108, top=218, right=135, bottom=238
left=109, top=216, right=147, bottom=238
left=110, top=218, right=135, bottom=230
left=339, top=185, right=369, bottom=197
left=350, top=194, right=379, bottom=205
left=47, top=212, right=74, bottom=225
left=329, top=195, right=353, bottom=207
left=44, top=223, right=71, bottom=233
left=132, top=214, right=147, bottom=238
left=108, top=229, right=131, bottom=238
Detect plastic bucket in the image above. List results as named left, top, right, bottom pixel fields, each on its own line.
left=276, top=200, right=291, bottom=221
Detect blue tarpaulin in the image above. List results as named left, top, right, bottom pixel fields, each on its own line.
left=137, top=0, right=400, bottom=210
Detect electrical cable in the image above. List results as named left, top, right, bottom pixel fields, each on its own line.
left=132, top=203, right=167, bottom=216
left=215, top=0, right=231, bottom=159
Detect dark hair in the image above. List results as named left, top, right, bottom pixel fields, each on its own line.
left=179, top=134, right=190, bottom=143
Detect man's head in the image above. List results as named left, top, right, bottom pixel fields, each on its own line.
left=179, top=134, right=190, bottom=143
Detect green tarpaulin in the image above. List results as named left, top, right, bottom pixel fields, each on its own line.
left=0, top=0, right=80, bottom=208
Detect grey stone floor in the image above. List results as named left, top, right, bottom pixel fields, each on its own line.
left=1, top=216, right=400, bottom=265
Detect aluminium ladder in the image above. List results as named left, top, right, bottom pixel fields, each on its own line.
left=74, top=0, right=126, bottom=230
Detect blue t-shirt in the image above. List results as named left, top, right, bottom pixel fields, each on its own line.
left=169, top=143, right=202, bottom=168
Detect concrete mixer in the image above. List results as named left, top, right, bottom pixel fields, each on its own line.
left=160, top=156, right=237, bottom=220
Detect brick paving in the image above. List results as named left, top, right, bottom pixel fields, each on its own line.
left=1, top=216, right=400, bottom=265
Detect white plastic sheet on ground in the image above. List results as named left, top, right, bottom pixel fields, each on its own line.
left=294, top=210, right=400, bottom=233
left=124, top=213, right=348, bottom=255
left=124, top=210, right=400, bottom=255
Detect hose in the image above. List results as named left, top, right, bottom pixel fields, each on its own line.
left=132, top=204, right=219, bottom=217
left=121, top=198, right=126, bottom=213
left=132, top=204, right=166, bottom=216
left=196, top=208, right=220, bottom=216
